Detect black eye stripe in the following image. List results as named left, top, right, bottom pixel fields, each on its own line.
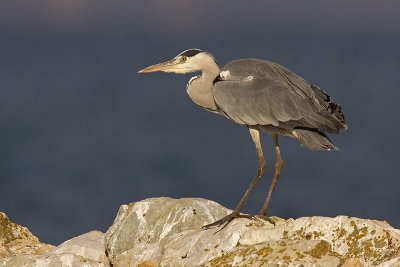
left=178, top=49, right=202, bottom=58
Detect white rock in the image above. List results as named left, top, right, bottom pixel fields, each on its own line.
left=48, top=231, right=109, bottom=264
left=376, top=257, right=400, bottom=267
left=3, top=198, right=400, bottom=266
left=0, top=212, right=54, bottom=266
left=1, top=231, right=109, bottom=267
left=13, top=253, right=106, bottom=267
left=105, top=197, right=230, bottom=265
left=0, top=213, right=38, bottom=246
left=105, top=198, right=400, bottom=267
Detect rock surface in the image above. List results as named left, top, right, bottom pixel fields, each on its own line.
left=105, top=197, right=230, bottom=265
left=2, top=198, right=400, bottom=266
left=0, top=213, right=37, bottom=245
left=0, top=212, right=54, bottom=264
left=104, top=198, right=400, bottom=267
left=1, top=231, right=109, bottom=267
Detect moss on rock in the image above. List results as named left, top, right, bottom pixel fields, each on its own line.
left=0, top=213, right=37, bottom=245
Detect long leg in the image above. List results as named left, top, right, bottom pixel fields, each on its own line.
left=203, top=126, right=266, bottom=229
left=258, top=133, right=283, bottom=216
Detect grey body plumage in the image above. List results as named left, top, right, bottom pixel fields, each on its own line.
left=214, top=58, right=347, bottom=150
left=139, top=49, right=347, bottom=228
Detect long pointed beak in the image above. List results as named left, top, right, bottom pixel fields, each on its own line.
left=138, top=60, right=175, bottom=73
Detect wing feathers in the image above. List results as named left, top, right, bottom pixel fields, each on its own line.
left=213, top=77, right=346, bottom=133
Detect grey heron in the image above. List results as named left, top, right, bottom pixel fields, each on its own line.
left=138, top=49, right=347, bottom=228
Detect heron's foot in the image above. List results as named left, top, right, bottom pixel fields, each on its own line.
left=203, top=211, right=251, bottom=231
left=254, top=213, right=276, bottom=225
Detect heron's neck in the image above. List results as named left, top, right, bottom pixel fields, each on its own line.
left=186, top=67, right=220, bottom=111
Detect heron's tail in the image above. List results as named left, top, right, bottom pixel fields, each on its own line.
left=292, top=128, right=338, bottom=151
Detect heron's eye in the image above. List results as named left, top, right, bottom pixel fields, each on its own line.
left=181, top=56, right=187, bottom=62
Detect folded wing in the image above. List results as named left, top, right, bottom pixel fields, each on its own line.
left=213, top=70, right=346, bottom=134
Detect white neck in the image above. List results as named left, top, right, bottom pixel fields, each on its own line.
left=186, top=61, right=220, bottom=111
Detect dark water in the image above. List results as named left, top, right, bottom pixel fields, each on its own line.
left=1, top=1, right=399, bottom=244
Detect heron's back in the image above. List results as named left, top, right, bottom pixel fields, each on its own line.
left=213, top=59, right=347, bottom=144
left=221, top=59, right=315, bottom=100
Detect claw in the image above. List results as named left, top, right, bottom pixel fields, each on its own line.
left=203, top=212, right=238, bottom=231
left=203, top=212, right=276, bottom=233
left=203, top=211, right=253, bottom=231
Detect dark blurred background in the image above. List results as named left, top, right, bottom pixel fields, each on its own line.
left=1, top=0, right=399, bottom=245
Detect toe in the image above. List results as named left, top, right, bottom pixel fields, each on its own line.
left=203, top=211, right=240, bottom=229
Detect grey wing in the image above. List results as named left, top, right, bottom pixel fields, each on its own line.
left=213, top=77, right=346, bottom=134
left=221, top=58, right=316, bottom=100
left=222, top=59, right=346, bottom=123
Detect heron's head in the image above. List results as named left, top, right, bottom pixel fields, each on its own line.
left=138, top=48, right=218, bottom=74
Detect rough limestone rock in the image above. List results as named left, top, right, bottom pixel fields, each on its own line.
left=105, top=198, right=400, bottom=267
left=47, top=231, right=108, bottom=264
left=0, top=212, right=54, bottom=264
left=376, top=257, right=400, bottom=267
left=105, top=197, right=230, bottom=265
left=0, top=213, right=37, bottom=245
left=3, top=198, right=400, bottom=266
left=1, top=231, right=109, bottom=267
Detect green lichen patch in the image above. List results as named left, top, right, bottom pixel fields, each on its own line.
left=296, top=251, right=305, bottom=260
left=289, top=227, right=326, bottom=242
left=373, top=235, right=387, bottom=249
left=339, top=220, right=397, bottom=265
left=0, top=213, right=37, bottom=244
left=282, top=230, right=289, bottom=239
left=304, top=240, right=331, bottom=259
left=345, top=221, right=370, bottom=258
left=312, top=231, right=325, bottom=239
left=282, top=255, right=291, bottom=264
left=333, top=227, right=347, bottom=239
left=204, top=240, right=344, bottom=266
left=254, top=245, right=273, bottom=258
left=204, top=244, right=273, bottom=266
left=293, top=227, right=307, bottom=240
